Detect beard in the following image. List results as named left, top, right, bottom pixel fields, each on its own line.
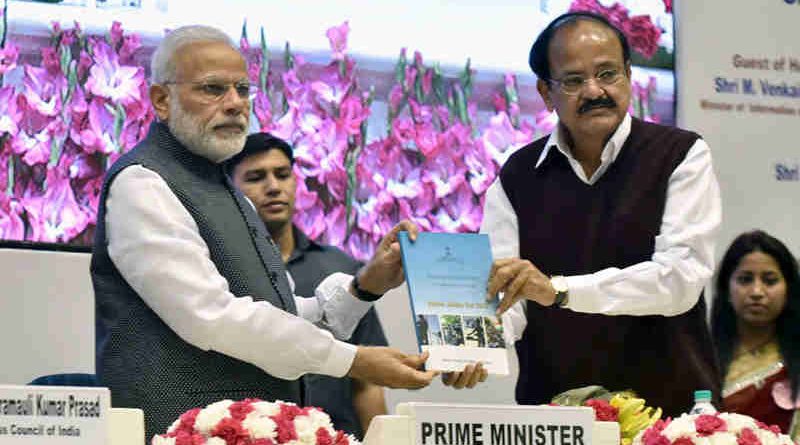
left=167, top=100, right=249, bottom=163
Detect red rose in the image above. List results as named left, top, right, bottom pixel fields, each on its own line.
left=756, top=421, right=782, bottom=435
left=694, top=414, right=727, bottom=437
left=228, top=400, right=256, bottom=421
left=738, top=428, right=763, bottom=445
left=316, top=427, right=335, bottom=445
left=663, top=0, right=673, bottom=13
left=673, top=437, right=695, bottom=445
left=622, top=15, right=662, bottom=59
left=584, top=399, right=619, bottom=422
left=642, top=430, right=670, bottom=445
left=272, top=417, right=298, bottom=444
left=210, top=417, right=249, bottom=445
left=652, top=419, right=672, bottom=433
left=173, top=431, right=206, bottom=445
left=334, top=430, right=350, bottom=445
left=177, top=407, right=202, bottom=433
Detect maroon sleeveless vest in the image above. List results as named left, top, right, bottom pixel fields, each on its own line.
left=499, top=118, right=720, bottom=416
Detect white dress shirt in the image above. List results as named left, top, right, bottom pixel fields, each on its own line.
left=105, top=164, right=374, bottom=380
left=481, top=114, right=722, bottom=343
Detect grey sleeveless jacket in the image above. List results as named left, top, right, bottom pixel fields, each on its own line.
left=91, top=122, right=301, bottom=441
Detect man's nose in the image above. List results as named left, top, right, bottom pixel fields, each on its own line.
left=221, top=87, right=249, bottom=114
left=264, top=175, right=281, bottom=193
left=581, top=78, right=606, bottom=98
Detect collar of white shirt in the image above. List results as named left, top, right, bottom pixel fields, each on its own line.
left=533, top=113, right=633, bottom=185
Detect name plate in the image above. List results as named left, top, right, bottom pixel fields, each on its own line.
left=0, top=385, right=110, bottom=444
left=396, top=402, right=594, bottom=445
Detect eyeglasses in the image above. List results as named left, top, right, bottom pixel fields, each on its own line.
left=547, top=68, right=625, bottom=95
left=164, top=80, right=257, bottom=102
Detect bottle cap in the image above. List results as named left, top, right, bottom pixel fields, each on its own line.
left=694, top=390, right=712, bottom=401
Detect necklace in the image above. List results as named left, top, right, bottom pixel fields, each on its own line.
left=735, top=337, right=775, bottom=358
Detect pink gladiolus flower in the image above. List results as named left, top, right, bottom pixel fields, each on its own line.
left=465, top=140, right=498, bottom=195
left=389, top=85, right=404, bottom=114
left=345, top=229, right=376, bottom=262
left=0, top=195, right=25, bottom=241
left=118, top=34, right=142, bottom=66
left=252, top=91, right=274, bottom=132
left=63, top=149, right=103, bottom=181
left=85, top=40, right=144, bottom=105
left=74, top=98, right=118, bottom=155
left=0, top=87, right=21, bottom=136
left=40, top=46, right=62, bottom=75
left=338, top=95, right=369, bottom=136
left=414, top=122, right=439, bottom=157
left=311, top=80, right=347, bottom=106
left=22, top=65, right=65, bottom=117
left=326, top=21, right=349, bottom=61
left=409, top=99, right=433, bottom=124
left=423, top=155, right=467, bottom=199
left=293, top=173, right=319, bottom=211
left=624, top=15, right=662, bottom=59
left=422, top=69, right=433, bottom=97
left=404, top=66, right=417, bottom=93
left=0, top=43, right=19, bottom=75
left=482, top=112, right=519, bottom=163
left=492, top=93, right=508, bottom=113
left=391, top=118, right=415, bottom=145
left=11, top=127, right=53, bottom=166
left=239, top=35, right=251, bottom=53
left=323, top=205, right=347, bottom=247
left=21, top=169, right=90, bottom=242
left=109, top=21, right=124, bottom=48
left=443, top=183, right=483, bottom=232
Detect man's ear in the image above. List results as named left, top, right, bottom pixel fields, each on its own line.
left=625, top=61, right=632, bottom=80
left=149, top=84, right=171, bottom=121
left=536, top=78, right=555, bottom=112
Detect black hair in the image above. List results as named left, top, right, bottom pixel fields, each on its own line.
left=224, top=132, right=294, bottom=177
left=711, top=229, right=800, bottom=400
left=528, top=11, right=631, bottom=81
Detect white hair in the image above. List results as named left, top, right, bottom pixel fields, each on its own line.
left=150, top=25, right=238, bottom=84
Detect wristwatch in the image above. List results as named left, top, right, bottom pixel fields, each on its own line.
left=352, top=273, right=383, bottom=302
left=550, top=275, right=569, bottom=308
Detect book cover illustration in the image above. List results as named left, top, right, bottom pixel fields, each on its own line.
left=398, top=232, right=509, bottom=375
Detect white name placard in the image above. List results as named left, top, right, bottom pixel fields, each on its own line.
left=396, top=402, right=594, bottom=445
left=0, top=385, right=110, bottom=444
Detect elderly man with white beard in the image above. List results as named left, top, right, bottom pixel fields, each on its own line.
left=90, top=25, right=470, bottom=441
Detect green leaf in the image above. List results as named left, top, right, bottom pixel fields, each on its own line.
left=551, top=385, right=612, bottom=406
left=240, top=19, right=248, bottom=42
left=113, top=103, right=127, bottom=145
left=0, top=0, right=7, bottom=48
left=48, top=135, right=61, bottom=168
left=60, top=44, right=72, bottom=76
left=505, top=75, right=519, bottom=104
left=460, top=58, right=473, bottom=99
left=259, top=28, right=270, bottom=92
left=394, top=49, right=407, bottom=85
left=284, top=42, right=293, bottom=70
left=453, top=85, right=468, bottom=125
left=5, top=151, right=13, bottom=196
left=432, top=64, right=445, bottom=104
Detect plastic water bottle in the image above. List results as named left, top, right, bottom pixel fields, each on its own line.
left=689, top=390, right=718, bottom=414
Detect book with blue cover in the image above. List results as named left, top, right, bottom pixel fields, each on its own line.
left=398, top=232, right=509, bottom=375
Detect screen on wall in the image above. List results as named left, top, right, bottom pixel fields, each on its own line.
left=0, top=0, right=675, bottom=257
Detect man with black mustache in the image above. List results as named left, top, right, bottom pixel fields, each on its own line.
left=482, top=12, right=722, bottom=416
